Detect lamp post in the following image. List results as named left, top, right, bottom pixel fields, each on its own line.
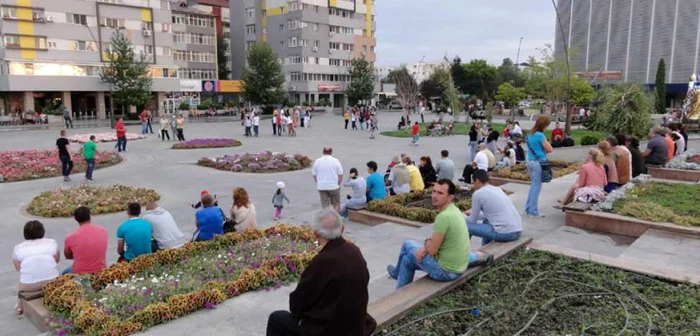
left=551, top=0, right=573, bottom=134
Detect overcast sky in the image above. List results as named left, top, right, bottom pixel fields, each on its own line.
left=375, top=0, right=556, bottom=67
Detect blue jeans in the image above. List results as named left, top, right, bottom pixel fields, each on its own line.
left=61, top=266, right=74, bottom=275
left=340, top=197, right=367, bottom=218
left=466, top=219, right=521, bottom=246
left=525, top=160, right=542, bottom=216
left=469, top=141, right=478, bottom=161
left=85, top=158, right=95, bottom=179
left=391, top=240, right=479, bottom=289
left=117, top=136, right=127, bottom=152
left=141, top=122, right=148, bottom=134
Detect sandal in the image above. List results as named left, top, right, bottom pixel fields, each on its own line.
left=14, top=304, right=23, bottom=316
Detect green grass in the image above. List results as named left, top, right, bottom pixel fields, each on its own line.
left=380, top=122, right=605, bottom=146
left=611, top=182, right=700, bottom=226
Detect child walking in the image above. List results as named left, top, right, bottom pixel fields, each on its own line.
left=272, top=181, right=290, bottom=221
left=410, top=121, right=420, bottom=146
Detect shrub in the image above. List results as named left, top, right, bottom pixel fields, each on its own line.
left=590, top=83, right=652, bottom=138
left=178, top=103, right=190, bottom=110
left=196, top=104, right=209, bottom=110
left=580, top=135, right=600, bottom=146
left=197, top=152, right=312, bottom=173
left=27, top=184, right=160, bottom=217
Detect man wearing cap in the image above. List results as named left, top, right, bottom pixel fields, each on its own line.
left=312, top=146, right=343, bottom=212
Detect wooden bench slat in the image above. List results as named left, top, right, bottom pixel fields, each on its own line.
left=562, top=201, right=593, bottom=213
left=369, top=237, right=532, bottom=332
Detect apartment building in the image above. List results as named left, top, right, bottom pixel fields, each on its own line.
left=0, top=0, right=179, bottom=118
left=230, top=0, right=376, bottom=107
left=195, top=0, right=231, bottom=78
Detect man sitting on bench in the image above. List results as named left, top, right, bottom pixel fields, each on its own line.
left=459, top=143, right=494, bottom=184
left=386, top=179, right=491, bottom=289
left=463, top=170, right=522, bottom=246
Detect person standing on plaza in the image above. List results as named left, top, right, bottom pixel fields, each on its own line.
left=147, top=110, right=154, bottom=134
left=468, top=124, right=479, bottom=161
left=410, top=121, right=420, bottom=146
left=244, top=116, right=252, bottom=137
left=139, top=109, right=149, bottom=135
left=351, top=110, right=357, bottom=130
left=304, top=110, right=310, bottom=128
left=56, top=130, right=73, bottom=182
left=272, top=182, right=291, bottom=221
left=524, top=115, right=553, bottom=218
left=253, top=112, right=260, bottom=137
left=358, top=109, right=365, bottom=130
left=312, top=146, right=344, bottom=212
left=63, top=206, right=108, bottom=275
left=435, top=150, right=455, bottom=181
left=276, top=110, right=283, bottom=136
left=62, top=105, right=73, bottom=129
left=176, top=114, right=186, bottom=141
left=272, top=110, right=278, bottom=136
left=116, top=117, right=127, bottom=152
left=82, top=135, right=97, bottom=181
left=159, top=114, right=170, bottom=141
left=169, top=113, right=178, bottom=141
left=343, top=109, right=350, bottom=129
left=486, top=125, right=499, bottom=154
left=117, top=203, right=152, bottom=262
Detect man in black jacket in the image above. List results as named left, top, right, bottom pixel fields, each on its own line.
left=266, top=209, right=376, bottom=336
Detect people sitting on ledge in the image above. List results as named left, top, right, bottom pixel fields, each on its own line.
left=386, top=179, right=492, bottom=290
left=626, top=136, right=645, bottom=177
left=556, top=148, right=607, bottom=208
left=117, top=203, right=153, bottom=262
left=142, top=202, right=185, bottom=251
left=460, top=143, right=495, bottom=184
left=551, top=134, right=563, bottom=148
left=561, top=133, right=575, bottom=147
left=63, top=206, right=108, bottom=275
left=194, top=193, right=224, bottom=242
left=643, top=127, right=669, bottom=166
left=266, top=209, right=376, bottom=336
left=598, top=141, right=619, bottom=193
left=551, top=121, right=564, bottom=142
left=13, top=220, right=59, bottom=315
left=463, top=170, right=522, bottom=246
left=397, top=115, right=407, bottom=130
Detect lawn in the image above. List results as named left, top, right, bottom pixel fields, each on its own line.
left=610, top=182, right=700, bottom=226
left=367, top=189, right=474, bottom=223
left=380, top=122, right=605, bottom=146
left=383, top=249, right=700, bottom=335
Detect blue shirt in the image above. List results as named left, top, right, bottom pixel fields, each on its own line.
left=117, top=218, right=152, bottom=261
left=526, top=132, right=547, bottom=161
left=195, top=206, right=224, bottom=240
left=366, top=172, right=387, bottom=201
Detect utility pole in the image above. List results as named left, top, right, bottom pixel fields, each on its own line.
left=552, top=0, right=573, bottom=134
left=515, top=37, right=523, bottom=71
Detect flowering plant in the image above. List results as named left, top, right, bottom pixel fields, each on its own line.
left=665, top=150, right=700, bottom=171
left=43, top=225, right=320, bottom=336
left=27, top=184, right=160, bottom=217
left=197, top=151, right=312, bottom=173
left=368, top=189, right=475, bottom=223
left=172, top=138, right=242, bottom=149
left=0, top=150, right=122, bottom=183
left=492, top=160, right=582, bottom=181
left=68, top=133, right=145, bottom=143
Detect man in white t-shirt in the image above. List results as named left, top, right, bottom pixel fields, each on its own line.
left=460, top=143, right=490, bottom=184
left=252, top=113, right=260, bottom=137
left=312, top=146, right=344, bottom=211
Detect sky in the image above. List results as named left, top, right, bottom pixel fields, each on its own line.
left=374, top=0, right=556, bottom=67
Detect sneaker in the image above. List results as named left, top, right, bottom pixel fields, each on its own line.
left=386, top=265, right=398, bottom=280
left=64, top=176, right=71, bottom=182
left=526, top=214, right=545, bottom=218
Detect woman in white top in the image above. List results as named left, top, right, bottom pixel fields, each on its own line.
left=12, top=221, right=59, bottom=315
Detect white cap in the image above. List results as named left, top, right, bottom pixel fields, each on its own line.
left=276, top=181, right=285, bottom=189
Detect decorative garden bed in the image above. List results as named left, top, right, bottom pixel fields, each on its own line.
left=648, top=150, right=700, bottom=182
left=197, top=151, right=312, bottom=173
left=27, top=185, right=160, bottom=217
left=0, top=150, right=122, bottom=183
left=172, top=138, right=242, bottom=150
left=68, top=133, right=146, bottom=143
left=565, top=176, right=700, bottom=237
left=489, top=160, right=582, bottom=186
left=382, top=248, right=700, bottom=335
left=43, top=226, right=319, bottom=336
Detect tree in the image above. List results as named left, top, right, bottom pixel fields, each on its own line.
left=393, top=67, right=419, bottom=113
left=242, top=42, right=285, bottom=112
left=419, top=78, right=442, bottom=100
left=100, top=31, right=152, bottom=122
left=495, top=82, right=525, bottom=119
left=569, top=76, right=596, bottom=107
left=346, top=57, right=375, bottom=106
left=655, top=58, right=666, bottom=115
left=462, top=59, right=497, bottom=101
left=431, top=67, right=461, bottom=115
left=217, top=36, right=231, bottom=79
left=590, top=83, right=652, bottom=138
left=497, top=58, right=523, bottom=87
left=382, top=68, right=403, bottom=84
left=450, top=56, right=468, bottom=93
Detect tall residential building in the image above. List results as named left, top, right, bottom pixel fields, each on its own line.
left=230, top=0, right=376, bottom=107
left=170, top=1, right=217, bottom=80
left=184, top=0, right=231, bottom=78
left=555, top=0, right=700, bottom=105
left=0, top=0, right=179, bottom=118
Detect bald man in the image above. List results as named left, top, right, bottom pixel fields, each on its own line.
left=312, top=146, right=343, bottom=211
left=460, top=143, right=491, bottom=184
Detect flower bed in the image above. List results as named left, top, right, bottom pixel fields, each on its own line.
left=197, top=151, right=312, bottom=173
left=367, top=189, right=474, bottom=223
left=383, top=248, right=700, bottom=335
left=0, top=150, right=122, bottom=183
left=491, top=160, right=582, bottom=181
left=665, top=150, right=700, bottom=171
left=27, top=185, right=160, bottom=217
left=172, top=138, right=242, bottom=150
left=68, top=133, right=145, bottom=143
left=593, top=175, right=700, bottom=227
left=44, top=225, right=320, bottom=336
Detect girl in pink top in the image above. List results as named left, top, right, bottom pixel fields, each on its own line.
left=558, top=148, right=607, bottom=206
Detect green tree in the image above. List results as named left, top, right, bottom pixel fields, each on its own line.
left=462, top=59, right=497, bottom=101
left=242, top=42, right=285, bottom=111
left=655, top=58, right=666, bottom=115
left=419, top=78, right=442, bottom=99
left=393, top=67, right=419, bottom=112
left=495, top=82, right=525, bottom=119
left=496, top=58, right=523, bottom=87
left=591, top=83, right=652, bottom=138
left=382, top=68, right=403, bottom=84
left=346, top=57, right=375, bottom=105
left=100, top=31, right=152, bottom=120
left=569, top=76, right=596, bottom=107
left=431, top=67, right=461, bottom=115
left=217, top=36, right=231, bottom=79
left=450, top=56, right=468, bottom=93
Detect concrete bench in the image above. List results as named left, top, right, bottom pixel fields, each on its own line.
left=368, top=237, right=532, bottom=333
left=19, top=290, right=44, bottom=301
left=562, top=201, right=594, bottom=213
left=20, top=291, right=51, bottom=332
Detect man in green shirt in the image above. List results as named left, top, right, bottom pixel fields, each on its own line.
left=387, top=179, right=491, bottom=289
left=82, top=135, right=97, bottom=181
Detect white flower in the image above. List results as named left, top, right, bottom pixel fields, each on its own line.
left=130, top=286, right=136, bottom=290
left=218, top=254, right=222, bottom=259
left=142, top=286, right=147, bottom=290
left=151, top=278, right=159, bottom=283
left=237, top=257, right=243, bottom=261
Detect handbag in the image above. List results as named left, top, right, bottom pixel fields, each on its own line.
left=527, top=135, right=552, bottom=183
left=220, top=208, right=237, bottom=233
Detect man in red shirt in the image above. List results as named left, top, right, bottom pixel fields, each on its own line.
left=410, top=121, right=420, bottom=147
left=139, top=110, right=149, bottom=135
left=116, top=117, right=127, bottom=152
left=63, top=206, right=108, bottom=274
left=551, top=121, right=564, bottom=142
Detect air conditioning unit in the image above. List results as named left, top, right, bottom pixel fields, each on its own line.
left=312, top=46, right=318, bottom=52
left=329, top=49, right=333, bottom=54
left=329, top=32, right=334, bottom=37
left=45, top=16, right=54, bottom=22
left=142, top=30, right=152, bottom=37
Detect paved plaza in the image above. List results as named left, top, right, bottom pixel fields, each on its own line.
left=0, top=111, right=698, bottom=335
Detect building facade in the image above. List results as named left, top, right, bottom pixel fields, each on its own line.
left=0, top=0, right=180, bottom=118
left=555, top=0, right=700, bottom=105
left=230, top=0, right=376, bottom=107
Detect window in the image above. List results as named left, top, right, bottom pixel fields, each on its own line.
left=313, top=23, right=319, bottom=31
left=142, top=22, right=153, bottom=31
left=1, top=7, right=17, bottom=18
left=162, top=46, right=171, bottom=56
left=279, top=24, right=284, bottom=32
left=245, top=24, right=256, bottom=34
left=66, top=13, right=87, bottom=25
left=279, top=41, right=284, bottom=49
left=99, top=17, right=124, bottom=29
left=3, top=35, right=19, bottom=47
left=288, top=37, right=298, bottom=48
left=172, top=50, right=216, bottom=63
left=289, top=1, right=300, bottom=11
left=362, top=45, right=367, bottom=54
left=4, top=35, right=46, bottom=49
left=76, top=40, right=87, bottom=51
left=245, top=8, right=254, bottom=18
left=329, top=42, right=339, bottom=50
left=329, top=8, right=352, bottom=18
left=144, top=45, right=154, bottom=54
left=172, top=13, right=214, bottom=27
left=32, top=9, right=44, bottom=21
left=314, top=40, right=320, bottom=48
